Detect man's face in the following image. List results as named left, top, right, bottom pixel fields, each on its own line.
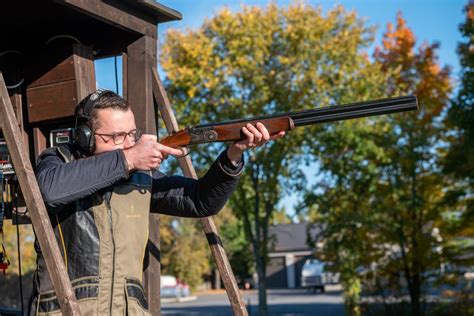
left=93, top=108, right=137, bottom=155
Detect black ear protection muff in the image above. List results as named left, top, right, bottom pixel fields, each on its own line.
left=74, top=89, right=113, bottom=156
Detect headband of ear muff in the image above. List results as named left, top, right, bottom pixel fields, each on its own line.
left=74, top=89, right=113, bottom=156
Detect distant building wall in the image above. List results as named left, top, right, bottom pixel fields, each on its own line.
left=266, top=251, right=312, bottom=289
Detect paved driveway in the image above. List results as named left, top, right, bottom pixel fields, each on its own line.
left=161, top=286, right=345, bottom=316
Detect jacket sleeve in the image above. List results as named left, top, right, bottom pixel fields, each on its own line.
left=150, top=150, right=244, bottom=217
left=35, top=146, right=129, bottom=209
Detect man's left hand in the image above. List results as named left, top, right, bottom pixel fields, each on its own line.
left=226, top=122, right=285, bottom=164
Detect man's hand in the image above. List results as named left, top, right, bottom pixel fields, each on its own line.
left=122, top=134, right=183, bottom=171
left=226, top=122, right=285, bottom=164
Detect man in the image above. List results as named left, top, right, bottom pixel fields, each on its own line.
left=29, top=90, right=284, bottom=315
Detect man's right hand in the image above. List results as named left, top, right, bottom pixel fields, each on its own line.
left=122, top=134, right=183, bottom=171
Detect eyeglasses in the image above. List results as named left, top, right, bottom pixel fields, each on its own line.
left=94, top=128, right=142, bottom=145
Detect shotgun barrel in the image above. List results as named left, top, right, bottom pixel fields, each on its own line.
left=200, top=95, right=418, bottom=128
left=159, top=95, right=418, bottom=148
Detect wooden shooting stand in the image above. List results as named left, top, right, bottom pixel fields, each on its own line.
left=0, top=1, right=247, bottom=315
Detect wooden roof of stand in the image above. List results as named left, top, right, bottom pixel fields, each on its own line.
left=121, top=0, right=183, bottom=22
left=1, top=0, right=182, bottom=58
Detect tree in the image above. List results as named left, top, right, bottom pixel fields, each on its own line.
left=302, top=116, right=396, bottom=316
left=303, top=13, right=452, bottom=316
left=212, top=206, right=253, bottom=289
left=160, top=216, right=211, bottom=289
left=374, top=13, right=452, bottom=316
left=442, top=3, right=474, bottom=240
left=437, top=7, right=474, bottom=311
left=0, top=220, right=36, bottom=308
left=161, top=3, right=395, bottom=314
left=444, top=2, right=474, bottom=183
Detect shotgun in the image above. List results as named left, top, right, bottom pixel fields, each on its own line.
left=159, top=95, right=418, bottom=148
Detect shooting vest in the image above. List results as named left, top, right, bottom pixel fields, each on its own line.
left=32, top=147, right=152, bottom=316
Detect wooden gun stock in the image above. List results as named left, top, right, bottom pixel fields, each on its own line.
left=159, top=116, right=295, bottom=148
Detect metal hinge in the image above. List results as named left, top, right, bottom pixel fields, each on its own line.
left=186, top=126, right=219, bottom=144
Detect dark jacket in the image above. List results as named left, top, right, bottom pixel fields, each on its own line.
left=29, top=144, right=243, bottom=315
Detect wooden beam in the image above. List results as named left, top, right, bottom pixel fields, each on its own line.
left=55, top=0, right=157, bottom=37
left=0, top=72, right=80, bottom=315
left=122, top=52, right=128, bottom=98
left=151, top=68, right=249, bottom=316
left=125, top=35, right=160, bottom=315
left=32, top=127, right=47, bottom=162
left=126, top=36, right=157, bottom=133
left=122, top=0, right=182, bottom=23
left=73, top=44, right=96, bottom=100
left=145, top=212, right=161, bottom=315
left=9, top=92, right=29, bottom=157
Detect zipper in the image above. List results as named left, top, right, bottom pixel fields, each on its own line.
left=105, top=194, right=116, bottom=316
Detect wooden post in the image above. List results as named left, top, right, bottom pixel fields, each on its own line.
left=9, top=92, right=29, bottom=156
left=122, top=52, right=128, bottom=98
left=0, top=72, right=81, bottom=315
left=125, top=35, right=161, bottom=315
left=151, top=68, right=249, bottom=316
left=126, top=36, right=157, bottom=133
left=32, top=127, right=47, bottom=161
left=72, top=44, right=96, bottom=100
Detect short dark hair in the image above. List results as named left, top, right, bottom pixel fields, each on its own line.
left=75, top=90, right=131, bottom=130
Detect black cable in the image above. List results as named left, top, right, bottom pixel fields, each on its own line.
left=0, top=168, right=4, bottom=232
left=114, top=55, right=119, bottom=94
left=14, top=177, right=24, bottom=315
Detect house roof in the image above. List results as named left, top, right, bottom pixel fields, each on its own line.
left=268, top=223, right=322, bottom=254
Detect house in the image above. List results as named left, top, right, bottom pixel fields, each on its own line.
left=266, top=223, right=321, bottom=289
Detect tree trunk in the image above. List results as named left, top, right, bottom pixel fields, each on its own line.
left=409, top=273, right=421, bottom=316
left=409, top=164, right=422, bottom=316
left=213, top=268, right=221, bottom=290
left=250, top=162, right=268, bottom=316
left=256, top=254, right=268, bottom=316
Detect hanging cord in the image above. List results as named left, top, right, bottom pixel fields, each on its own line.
left=45, top=35, right=81, bottom=46
left=0, top=50, right=25, bottom=90
left=0, top=168, right=9, bottom=271
left=0, top=166, right=4, bottom=233
left=13, top=176, right=24, bottom=315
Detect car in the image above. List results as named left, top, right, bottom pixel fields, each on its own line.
left=301, top=258, right=340, bottom=293
left=160, top=275, right=191, bottom=298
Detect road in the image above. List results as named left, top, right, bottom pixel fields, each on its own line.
left=161, top=286, right=345, bottom=316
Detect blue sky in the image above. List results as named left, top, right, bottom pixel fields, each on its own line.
left=96, top=0, right=467, bottom=92
left=95, top=1, right=467, bottom=218
left=157, top=0, right=466, bottom=76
